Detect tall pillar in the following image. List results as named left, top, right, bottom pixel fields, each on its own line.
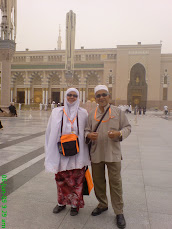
left=28, top=89, right=30, bottom=105
left=43, top=89, right=45, bottom=104
left=79, top=89, right=83, bottom=102
left=60, top=89, right=64, bottom=103
left=0, top=40, right=16, bottom=107
left=25, top=88, right=28, bottom=105
left=46, top=89, right=48, bottom=105
left=10, top=88, right=13, bottom=103
left=83, top=89, right=86, bottom=104
left=65, top=11, right=76, bottom=72
left=64, top=89, right=67, bottom=102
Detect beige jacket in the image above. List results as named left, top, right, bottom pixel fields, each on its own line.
left=85, top=104, right=131, bottom=163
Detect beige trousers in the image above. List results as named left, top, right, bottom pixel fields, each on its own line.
left=91, top=161, right=123, bottom=215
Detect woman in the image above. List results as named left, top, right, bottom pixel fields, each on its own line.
left=45, top=88, right=90, bottom=216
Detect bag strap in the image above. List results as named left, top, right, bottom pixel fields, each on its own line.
left=60, top=110, right=79, bottom=136
left=77, top=115, right=79, bottom=135
left=60, top=111, right=64, bottom=135
left=94, top=105, right=110, bottom=132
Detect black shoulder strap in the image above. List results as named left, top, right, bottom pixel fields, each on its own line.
left=60, top=111, right=79, bottom=136
left=94, top=105, right=110, bottom=132
left=77, top=115, right=79, bottom=135
left=60, top=111, right=63, bottom=136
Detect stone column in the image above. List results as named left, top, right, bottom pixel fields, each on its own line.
left=10, top=88, right=13, bottom=103
left=43, top=89, right=45, bottom=104
left=25, top=88, right=28, bottom=105
left=79, top=89, right=83, bottom=102
left=46, top=89, right=48, bottom=105
left=60, top=88, right=64, bottom=103
left=28, top=89, right=30, bottom=105
left=0, top=40, right=16, bottom=107
left=64, top=89, right=67, bottom=101
left=83, top=89, right=86, bottom=104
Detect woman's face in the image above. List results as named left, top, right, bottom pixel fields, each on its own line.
left=67, top=91, right=78, bottom=104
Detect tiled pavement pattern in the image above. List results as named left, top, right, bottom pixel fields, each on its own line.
left=0, top=110, right=172, bottom=229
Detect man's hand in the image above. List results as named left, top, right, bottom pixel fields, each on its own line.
left=87, top=132, right=98, bottom=141
left=108, top=130, right=120, bottom=139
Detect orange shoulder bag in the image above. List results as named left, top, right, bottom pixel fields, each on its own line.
left=57, top=110, right=79, bottom=156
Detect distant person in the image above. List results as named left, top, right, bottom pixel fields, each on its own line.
left=134, top=105, right=138, bottom=115
left=139, top=106, right=142, bottom=115
left=164, top=105, right=168, bottom=115
left=0, top=107, right=4, bottom=113
left=129, top=104, right=132, bottom=113
left=125, top=105, right=129, bottom=113
left=143, top=107, right=146, bottom=115
left=8, top=103, right=17, bottom=117
left=51, top=101, right=55, bottom=110
left=0, top=120, right=3, bottom=129
left=0, top=107, right=3, bottom=129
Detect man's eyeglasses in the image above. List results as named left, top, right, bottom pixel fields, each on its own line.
left=67, top=94, right=78, bottom=98
left=95, top=93, right=109, bottom=99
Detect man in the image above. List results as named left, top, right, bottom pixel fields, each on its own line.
left=85, top=85, right=131, bottom=229
left=164, top=105, right=168, bottom=115
left=8, top=103, right=17, bottom=117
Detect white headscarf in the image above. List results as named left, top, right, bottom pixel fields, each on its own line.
left=63, top=88, right=80, bottom=134
left=64, top=88, right=80, bottom=121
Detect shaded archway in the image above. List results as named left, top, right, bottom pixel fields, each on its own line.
left=127, top=63, right=147, bottom=107
left=86, top=71, right=100, bottom=101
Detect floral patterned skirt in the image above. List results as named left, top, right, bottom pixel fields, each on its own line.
left=55, top=167, right=85, bottom=209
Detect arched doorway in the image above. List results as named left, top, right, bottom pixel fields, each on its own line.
left=127, top=63, right=147, bottom=107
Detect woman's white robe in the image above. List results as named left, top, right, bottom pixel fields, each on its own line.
left=45, top=107, right=90, bottom=173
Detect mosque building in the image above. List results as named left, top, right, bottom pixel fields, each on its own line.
left=0, top=8, right=172, bottom=109
left=7, top=42, right=172, bottom=109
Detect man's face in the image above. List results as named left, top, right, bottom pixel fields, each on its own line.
left=95, top=89, right=109, bottom=107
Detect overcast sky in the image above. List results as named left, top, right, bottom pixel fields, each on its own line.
left=15, top=0, right=172, bottom=53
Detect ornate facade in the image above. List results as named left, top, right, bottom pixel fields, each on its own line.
left=0, top=43, right=172, bottom=109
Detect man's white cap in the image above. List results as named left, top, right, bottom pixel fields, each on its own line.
left=94, top=85, right=109, bottom=94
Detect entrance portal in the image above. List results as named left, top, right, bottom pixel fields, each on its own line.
left=34, top=89, right=42, bottom=103
left=127, top=63, right=147, bottom=107
left=52, top=92, right=60, bottom=104
left=17, top=91, right=25, bottom=103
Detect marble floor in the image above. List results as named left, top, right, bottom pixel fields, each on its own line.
left=0, top=109, right=172, bottom=229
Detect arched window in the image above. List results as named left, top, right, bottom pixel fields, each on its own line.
left=164, top=75, right=167, bottom=84
left=109, top=76, right=112, bottom=84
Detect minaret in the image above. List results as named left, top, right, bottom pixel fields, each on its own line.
left=0, top=0, right=16, bottom=107
left=57, top=25, right=62, bottom=50
left=0, top=0, right=17, bottom=41
left=65, top=10, right=76, bottom=75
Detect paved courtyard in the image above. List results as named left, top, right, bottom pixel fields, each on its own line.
left=0, top=109, right=172, bottom=229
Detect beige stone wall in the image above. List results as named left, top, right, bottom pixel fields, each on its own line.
left=1, top=60, right=11, bottom=106
left=103, top=60, right=117, bottom=97
left=115, top=44, right=164, bottom=107
left=147, top=46, right=161, bottom=102
left=115, top=47, right=128, bottom=102
left=7, top=45, right=172, bottom=108
left=160, top=54, right=172, bottom=104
